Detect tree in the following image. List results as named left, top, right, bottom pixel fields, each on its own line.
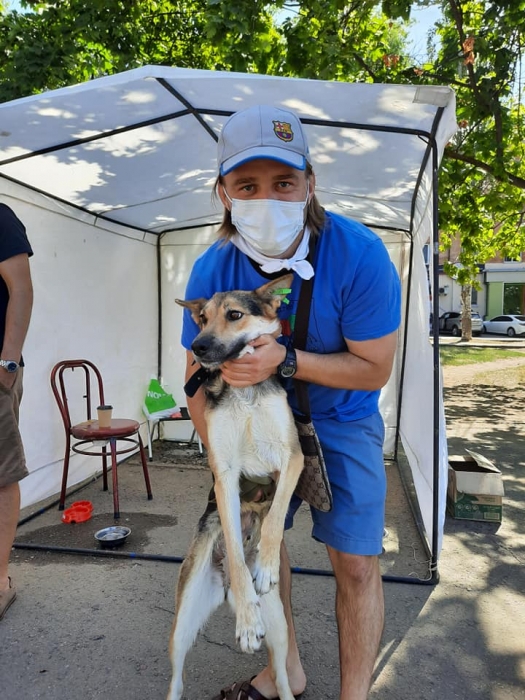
left=1, top=1, right=524, bottom=342
left=423, top=1, right=525, bottom=339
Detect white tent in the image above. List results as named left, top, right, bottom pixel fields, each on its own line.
left=0, top=66, right=455, bottom=572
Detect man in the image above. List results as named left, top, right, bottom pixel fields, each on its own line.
left=0, top=203, right=34, bottom=621
left=181, top=105, right=401, bottom=700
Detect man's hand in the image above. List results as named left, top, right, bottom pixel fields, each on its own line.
left=221, top=335, right=287, bottom=388
left=0, top=371, right=16, bottom=391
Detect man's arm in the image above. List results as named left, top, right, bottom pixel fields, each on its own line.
left=0, top=253, right=33, bottom=388
left=184, top=350, right=209, bottom=450
left=295, top=332, right=398, bottom=390
left=219, top=331, right=398, bottom=391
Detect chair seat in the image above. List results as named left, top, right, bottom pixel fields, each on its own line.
left=71, top=418, right=140, bottom=440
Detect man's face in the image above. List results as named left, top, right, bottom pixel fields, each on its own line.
left=219, top=158, right=314, bottom=208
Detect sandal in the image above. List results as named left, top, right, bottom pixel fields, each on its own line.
left=0, top=577, right=16, bottom=621
left=212, top=679, right=272, bottom=700
left=212, top=677, right=303, bottom=700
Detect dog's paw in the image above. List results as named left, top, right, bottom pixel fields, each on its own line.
left=236, top=600, right=265, bottom=653
left=252, top=556, right=280, bottom=595
left=166, top=677, right=183, bottom=700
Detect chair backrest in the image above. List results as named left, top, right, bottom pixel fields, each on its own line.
left=50, top=360, right=105, bottom=432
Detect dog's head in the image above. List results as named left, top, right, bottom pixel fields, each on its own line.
left=176, top=274, right=293, bottom=369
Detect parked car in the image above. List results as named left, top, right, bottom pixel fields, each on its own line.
left=482, top=314, right=525, bottom=337
left=438, top=311, right=483, bottom=337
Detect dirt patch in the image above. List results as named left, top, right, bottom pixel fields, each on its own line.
left=141, top=441, right=208, bottom=469
left=441, top=347, right=525, bottom=572
left=442, top=352, right=525, bottom=387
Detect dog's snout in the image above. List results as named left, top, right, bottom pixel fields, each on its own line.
left=192, top=336, right=213, bottom=358
left=191, top=331, right=248, bottom=367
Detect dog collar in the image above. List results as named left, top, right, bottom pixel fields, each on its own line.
left=184, top=366, right=209, bottom=397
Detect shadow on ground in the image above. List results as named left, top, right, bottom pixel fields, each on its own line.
left=3, top=373, right=525, bottom=700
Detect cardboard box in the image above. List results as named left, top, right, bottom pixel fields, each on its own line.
left=447, top=450, right=504, bottom=522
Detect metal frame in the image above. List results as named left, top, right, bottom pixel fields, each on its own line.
left=3, top=81, right=448, bottom=585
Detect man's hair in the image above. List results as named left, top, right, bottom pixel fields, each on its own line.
left=212, top=163, right=325, bottom=241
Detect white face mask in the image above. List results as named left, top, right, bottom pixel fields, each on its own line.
left=224, top=187, right=309, bottom=257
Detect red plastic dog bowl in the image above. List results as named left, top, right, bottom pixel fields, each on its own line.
left=61, top=501, right=93, bottom=524
left=70, top=500, right=93, bottom=512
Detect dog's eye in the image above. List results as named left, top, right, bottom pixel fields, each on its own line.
left=199, top=313, right=207, bottom=326
left=226, top=310, right=243, bottom=321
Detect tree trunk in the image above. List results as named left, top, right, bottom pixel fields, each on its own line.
left=461, top=284, right=472, bottom=341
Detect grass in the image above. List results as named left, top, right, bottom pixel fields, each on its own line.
left=439, top=346, right=525, bottom=366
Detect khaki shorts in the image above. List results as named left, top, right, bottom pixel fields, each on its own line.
left=0, top=369, right=28, bottom=488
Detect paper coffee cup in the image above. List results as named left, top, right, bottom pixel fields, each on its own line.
left=97, top=404, right=113, bottom=428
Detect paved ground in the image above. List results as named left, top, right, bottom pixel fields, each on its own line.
left=2, top=344, right=525, bottom=700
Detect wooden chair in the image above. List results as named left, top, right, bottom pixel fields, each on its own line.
left=50, top=359, right=152, bottom=519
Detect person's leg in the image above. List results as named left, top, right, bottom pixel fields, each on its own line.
left=0, top=371, right=28, bottom=603
left=308, top=412, right=387, bottom=699
left=0, top=481, right=19, bottom=591
left=327, top=550, right=384, bottom=700
left=250, top=541, right=307, bottom=698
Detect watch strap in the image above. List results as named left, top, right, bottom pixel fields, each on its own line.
left=278, top=345, right=297, bottom=377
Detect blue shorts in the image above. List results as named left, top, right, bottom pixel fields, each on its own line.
left=285, top=411, right=386, bottom=556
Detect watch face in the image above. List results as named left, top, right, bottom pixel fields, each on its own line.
left=280, top=364, right=297, bottom=378
left=5, top=361, right=18, bottom=372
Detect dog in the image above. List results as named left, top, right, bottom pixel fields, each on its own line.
left=167, top=274, right=304, bottom=700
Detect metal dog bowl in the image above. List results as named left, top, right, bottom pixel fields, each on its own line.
left=94, top=525, right=131, bottom=549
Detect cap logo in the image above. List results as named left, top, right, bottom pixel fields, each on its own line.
left=273, top=120, right=294, bottom=142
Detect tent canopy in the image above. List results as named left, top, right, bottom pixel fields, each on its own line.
left=0, top=65, right=455, bottom=236
left=0, top=67, right=455, bottom=565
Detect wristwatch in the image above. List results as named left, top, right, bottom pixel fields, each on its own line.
left=277, top=346, right=297, bottom=379
left=0, top=359, right=20, bottom=373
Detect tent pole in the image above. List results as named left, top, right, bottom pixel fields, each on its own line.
left=11, top=542, right=437, bottom=585
left=393, top=233, right=414, bottom=463
left=431, top=139, right=441, bottom=582
left=157, top=234, right=163, bottom=380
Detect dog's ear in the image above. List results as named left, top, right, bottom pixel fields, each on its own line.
left=255, top=274, right=294, bottom=307
left=175, top=297, right=207, bottom=327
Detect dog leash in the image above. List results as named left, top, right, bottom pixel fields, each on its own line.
left=292, top=237, right=316, bottom=418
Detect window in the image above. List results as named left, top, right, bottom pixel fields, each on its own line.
left=503, top=283, right=525, bottom=315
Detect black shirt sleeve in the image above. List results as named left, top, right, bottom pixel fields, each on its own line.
left=0, top=203, right=34, bottom=262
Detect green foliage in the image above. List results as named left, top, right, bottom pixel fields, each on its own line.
left=439, top=346, right=525, bottom=366
left=0, top=1, right=412, bottom=97
left=0, top=0, right=524, bottom=285
left=429, top=1, right=525, bottom=283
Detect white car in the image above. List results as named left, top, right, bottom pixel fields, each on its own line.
left=482, top=314, right=525, bottom=337
left=438, top=311, right=483, bottom=337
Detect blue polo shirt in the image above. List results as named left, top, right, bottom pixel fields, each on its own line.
left=181, top=211, right=401, bottom=422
